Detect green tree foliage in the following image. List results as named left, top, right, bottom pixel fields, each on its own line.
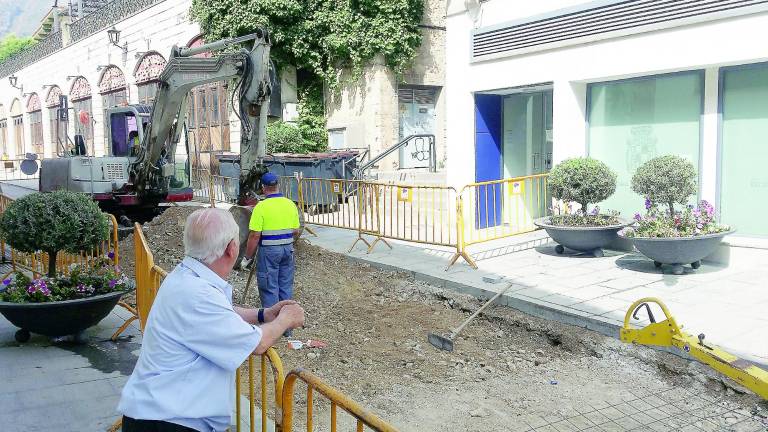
left=267, top=121, right=327, bottom=153
left=0, top=34, right=36, bottom=63
left=0, top=191, right=109, bottom=277
left=631, top=155, right=697, bottom=217
left=548, top=158, right=617, bottom=212
left=189, top=0, right=425, bottom=89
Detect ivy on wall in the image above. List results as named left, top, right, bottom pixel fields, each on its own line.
left=189, top=0, right=425, bottom=89
left=0, top=35, right=36, bottom=64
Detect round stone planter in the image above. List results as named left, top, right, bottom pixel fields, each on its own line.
left=534, top=217, right=632, bottom=257
left=0, top=291, right=125, bottom=343
left=619, top=230, right=734, bottom=275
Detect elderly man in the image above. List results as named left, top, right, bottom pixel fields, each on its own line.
left=118, top=208, right=304, bottom=432
left=241, top=172, right=300, bottom=311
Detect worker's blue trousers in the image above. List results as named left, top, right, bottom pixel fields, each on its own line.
left=256, top=244, right=295, bottom=308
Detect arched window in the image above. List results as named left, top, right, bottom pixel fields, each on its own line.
left=186, top=35, right=231, bottom=173
left=99, top=65, right=128, bottom=107
left=70, top=76, right=94, bottom=155
left=0, top=104, right=7, bottom=157
left=10, top=98, right=24, bottom=157
left=26, top=93, right=44, bottom=156
left=134, top=51, right=166, bottom=105
left=45, top=85, right=64, bottom=151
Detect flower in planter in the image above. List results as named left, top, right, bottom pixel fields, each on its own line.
left=547, top=158, right=620, bottom=227
left=0, top=259, right=131, bottom=304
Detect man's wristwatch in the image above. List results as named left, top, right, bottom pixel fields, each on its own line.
left=257, top=308, right=265, bottom=324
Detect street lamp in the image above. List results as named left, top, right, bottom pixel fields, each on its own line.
left=8, top=75, right=19, bottom=89
left=107, top=27, right=127, bottom=53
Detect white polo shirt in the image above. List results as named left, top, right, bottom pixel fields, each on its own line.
left=118, top=257, right=262, bottom=432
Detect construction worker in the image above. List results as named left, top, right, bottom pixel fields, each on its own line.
left=241, top=172, right=300, bottom=315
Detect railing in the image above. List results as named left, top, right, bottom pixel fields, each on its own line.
left=0, top=158, right=41, bottom=181
left=354, top=134, right=436, bottom=180
left=190, top=170, right=550, bottom=270
left=283, top=368, right=399, bottom=432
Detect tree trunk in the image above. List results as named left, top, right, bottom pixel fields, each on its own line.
left=47, top=250, right=58, bottom=278
left=668, top=201, right=675, bottom=218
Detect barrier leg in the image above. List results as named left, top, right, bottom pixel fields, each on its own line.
left=111, top=315, right=138, bottom=341
left=367, top=236, right=392, bottom=254
left=445, top=248, right=478, bottom=271
left=348, top=234, right=372, bottom=253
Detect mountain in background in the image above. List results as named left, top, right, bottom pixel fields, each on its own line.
left=0, top=0, right=53, bottom=39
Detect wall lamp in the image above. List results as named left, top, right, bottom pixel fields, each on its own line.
left=8, top=75, right=21, bottom=89
left=107, top=27, right=128, bottom=54
left=134, top=51, right=147, bottom=60
left=96, top=65, right=110, bottom=72
left=42, top=84, right=57, bottom=89
left=66, top=75, right=80, bottom=81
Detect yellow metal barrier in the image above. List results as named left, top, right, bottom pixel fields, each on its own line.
left=300, top=178, right=370, bottom=233
left=235, top=349, right=285, bottom=432
left=282, top=368, right=398, bottom=432
left=454, top=174, right=549, bottom=268
left=621, top=298, right=768, bottom=400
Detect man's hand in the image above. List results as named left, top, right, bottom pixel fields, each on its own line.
left=277, top=304, right=305, bottom=329
left=263, top=300, right=297, bottom=322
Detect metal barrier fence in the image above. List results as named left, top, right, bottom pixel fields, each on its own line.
left=282, top=368, right=398, bottom=432
left=190, top=170, right=550, bottom=270
left=0, top=158, right=41, bottom=181
left=191, top=168, right=239, bottom=206
left=235, top=349, right=285, bottom=432
left=455, top=174, right=549, bottom=268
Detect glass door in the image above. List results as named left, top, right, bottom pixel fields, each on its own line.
left=501, top=89, right=552, bottom=224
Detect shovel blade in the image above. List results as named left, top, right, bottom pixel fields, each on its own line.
left=428, top=333, right=454, bottom=352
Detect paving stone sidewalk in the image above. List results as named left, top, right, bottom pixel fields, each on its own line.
left=305, top=226, right=768, bottom=367
left=0, top=306, right=141, bottom=432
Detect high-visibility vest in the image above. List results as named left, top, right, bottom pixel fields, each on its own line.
left=248, top=193, right=300, bottom=246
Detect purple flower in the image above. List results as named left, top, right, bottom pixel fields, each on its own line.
left=2, top=279, right=10, bottom=286
left=108, top=252, right=115, bottom=260
left=76, top=283, right=86, bottom=293
left=26, top=285, right=35, bottom=294
left=109, top=279, right=118, bottom=289
left=634, top=213, right=642, bottom=222
left=644, top=198, right=652, bottom=210
left=590, top=206, right=600, bottom=216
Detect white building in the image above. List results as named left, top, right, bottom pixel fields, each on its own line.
left=0, top=0, right=447, bottom=180
left=445, top=0, right=768, bottom=247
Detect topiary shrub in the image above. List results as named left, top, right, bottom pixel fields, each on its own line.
left=631, top=155, right=696, bottom=217
left=0, top=191, right=110, bottom=277
left=548, top=158, right=617, bottom=211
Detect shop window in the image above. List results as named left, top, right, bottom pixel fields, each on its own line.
left=587, top=72, right=703, bottom=217
left=720, top=63, right=768, bottom=236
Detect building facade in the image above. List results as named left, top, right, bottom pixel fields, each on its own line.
left=445, top=0, right=768, bottom=245
left=0, top=0, right=447, bottom=180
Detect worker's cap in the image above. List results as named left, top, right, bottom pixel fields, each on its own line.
left=261, top=172, right=279, bottom=186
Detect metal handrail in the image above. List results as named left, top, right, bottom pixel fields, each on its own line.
left=354, top=134, right=435, bottom=179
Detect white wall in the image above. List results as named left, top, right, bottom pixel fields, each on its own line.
left=0, top=0, right=202, bottom=159
left=445, top=1, right=768, bottom=196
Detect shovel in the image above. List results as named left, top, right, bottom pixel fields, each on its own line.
left=428, top=282, right=513, bottom=352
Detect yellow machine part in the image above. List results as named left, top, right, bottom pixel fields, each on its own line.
left=620, top=297, right=768, bottom=400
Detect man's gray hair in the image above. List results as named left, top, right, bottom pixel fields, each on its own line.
left=184, top=208, right=240, bottom=264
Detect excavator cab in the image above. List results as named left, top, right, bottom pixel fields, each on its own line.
left=105, top=105, right=150, bottom=157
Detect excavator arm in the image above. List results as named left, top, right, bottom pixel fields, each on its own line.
left=132, top=31, right=272, bottom=203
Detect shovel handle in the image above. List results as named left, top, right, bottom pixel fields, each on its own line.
left=450, top=283, right=512, bottom=339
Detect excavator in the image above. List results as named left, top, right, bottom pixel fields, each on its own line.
left=39, top=31, right=274, bottom=223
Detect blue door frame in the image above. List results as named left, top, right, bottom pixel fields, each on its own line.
left=474, top=94, right=503, bottom=229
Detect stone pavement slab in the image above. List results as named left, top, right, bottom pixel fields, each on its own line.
left=305, top=226, right=768, bottom=367
left=0, top=304, right=141, bottom=432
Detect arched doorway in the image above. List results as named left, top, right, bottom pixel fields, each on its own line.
left=134, top=51, right=166, bottom=105
left=26, top=93, right=43, bottom=156
left=186, top=34, right=231, bottom=174
left=45, top=85, right=63, bottom=154
left=98, top=65, right=128, bottom=155
left=10, top=98, right=24, bottom=157
left=70, top=76, right=94, bottom=155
